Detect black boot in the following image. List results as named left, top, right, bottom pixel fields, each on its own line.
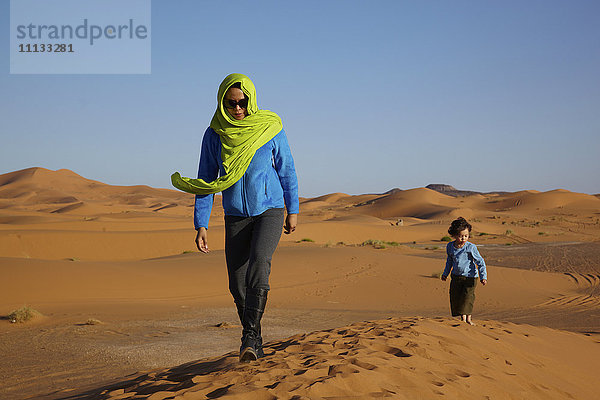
left=237, top=303, right=264, bottom=356
left=256, top=324, right=265, bottom=359
left=239, top=288, right=267, bottom=362
left=235, top=303, right=244, bottom=325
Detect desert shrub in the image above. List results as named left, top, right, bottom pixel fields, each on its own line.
left=85, top=318, right=102, bottom=325
left=430, top=271, right=444, bottom=279
left=441, top=236, right=452, bottom=242
left=297, top=238, right=315, bottom=243
left=505, top=230, right=513, bottom=235
left=362, top=239, right=386, bottom=249
left=362, top=239, right=380, bottom=246
left=362, top=239, right=400, bottom=247
left=8, top=306, right=41, bottom=323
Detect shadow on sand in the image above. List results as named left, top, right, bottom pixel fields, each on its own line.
left=52, top=353, right=237, bottom=399
left=49, top=338, right=304, bottom=400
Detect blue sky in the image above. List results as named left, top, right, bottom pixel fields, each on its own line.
left=1, top=0, right=599, bottom=196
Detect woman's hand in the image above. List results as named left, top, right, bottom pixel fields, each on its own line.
left=284, top=213, right=297, bottom=234
left=195, top=227, right=209, bottom=253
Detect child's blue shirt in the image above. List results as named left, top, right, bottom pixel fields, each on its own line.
left=443, top=241, right=487, bottom=280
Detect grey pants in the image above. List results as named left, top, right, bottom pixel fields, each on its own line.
left=224, top=208, right=284, bottom=307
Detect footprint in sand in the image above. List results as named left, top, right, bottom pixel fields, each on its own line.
left=369, top=343, right=412, bottom=358
left=206, top=384, right=233, bottom=398
left=293, top=369, right=309, bottom=376
left=349, top=358, right=377, bottom=371
left=144, top=331, right=171, bottom=338
left=327, top=363, right=360, bottom=376
left=105, top=329, right=130, bottom=337
left=453, top=369, right=471, bottom=378
left=264, top=381, right=280, bottom=389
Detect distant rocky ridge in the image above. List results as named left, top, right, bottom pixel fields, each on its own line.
left=425, top=184, right=509, bottom=197
left=383, top=184, right=506, bottom=197
left=425, top=184, right=478, bottom=197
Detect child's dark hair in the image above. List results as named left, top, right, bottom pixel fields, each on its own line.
left=448, top=217, right=472, bottom=237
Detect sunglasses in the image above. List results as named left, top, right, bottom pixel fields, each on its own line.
left=223, top=97, right=248, bottom=109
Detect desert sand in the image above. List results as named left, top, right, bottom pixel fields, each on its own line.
left=1, top=167, right=599, bottom=399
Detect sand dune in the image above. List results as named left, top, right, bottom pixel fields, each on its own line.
left=0, top=167, right=194, bottom=212
left=303, top=192, right=352, bottom=204
left=1, top=166, right=598, bottom=265
left=480, top=189, right=600, bottom=213
left=1, top=167, right=599, bottom=399
left=3, top=169, right=599, bottom=224
left=349, top=188, right=454, bottom=220
left=52, top=317, right=600, bottom=400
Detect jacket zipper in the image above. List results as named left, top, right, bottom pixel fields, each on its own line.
left=241, top=173, right=248, bottom=216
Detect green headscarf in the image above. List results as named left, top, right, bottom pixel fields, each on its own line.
left=171, top=73, right=283, bottom=195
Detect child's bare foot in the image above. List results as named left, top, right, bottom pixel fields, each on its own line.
left=465, top=315, right=476, bottom=326
left=460, top=315, right=467, bottom=322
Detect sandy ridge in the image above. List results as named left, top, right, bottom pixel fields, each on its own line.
left=51, top=317, right=600, bottom=400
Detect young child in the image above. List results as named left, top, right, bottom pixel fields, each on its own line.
left=441, top=217, right=487, bottom=325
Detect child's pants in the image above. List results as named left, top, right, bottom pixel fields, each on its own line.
left=449, top=275, right=478, bottom=316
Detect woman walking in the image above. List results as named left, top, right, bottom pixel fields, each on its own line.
left=171, top=73, right=299, bottom=362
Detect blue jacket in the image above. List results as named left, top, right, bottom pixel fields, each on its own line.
left=194, top=127, right=299, bottom=229
left=443, top=241, right=487, bottom=280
